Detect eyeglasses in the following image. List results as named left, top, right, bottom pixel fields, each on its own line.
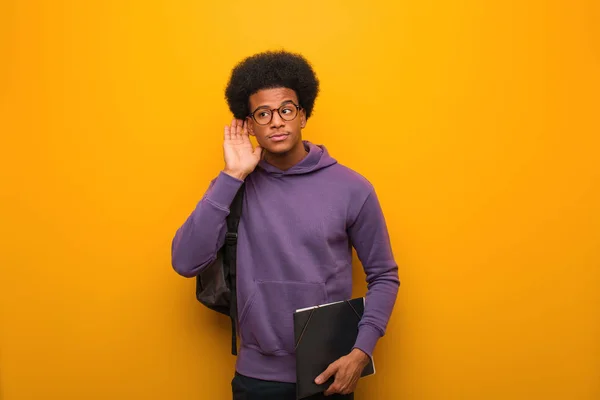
left=248, top=102, right=302, bottom=126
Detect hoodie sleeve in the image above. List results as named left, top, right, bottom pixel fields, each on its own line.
left=171, top=171, right=244, bottom=278
left=347, top=188, right=400, bottom=358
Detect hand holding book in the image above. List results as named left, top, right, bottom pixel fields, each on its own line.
left=315, top=348, right=371, bottom=396
left=293, top=297, right=376, bottom=399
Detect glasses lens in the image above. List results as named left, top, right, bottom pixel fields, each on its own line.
left=279, top=104, right=298, bottom=121
left=253, top=109, right=272, bottom=125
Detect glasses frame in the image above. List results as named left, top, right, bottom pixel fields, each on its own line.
left=248, top=102, right=303, bottom=126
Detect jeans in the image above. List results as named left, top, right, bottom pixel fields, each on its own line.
left=232, top=372, right=354, bottom=400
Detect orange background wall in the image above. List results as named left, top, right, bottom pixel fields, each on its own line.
left=1, top=1, right=599, bottom=399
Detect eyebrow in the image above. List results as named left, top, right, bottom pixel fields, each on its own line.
left=254, top=100, right=295, bottom=110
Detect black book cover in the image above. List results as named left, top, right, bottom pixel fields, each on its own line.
left=293, top=297, right=375, bottom=399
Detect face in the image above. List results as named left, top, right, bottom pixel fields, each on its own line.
left=246, top=87, right=307, bottom=155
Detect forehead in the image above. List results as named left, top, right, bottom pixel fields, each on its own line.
left=249, top=87, right=298, bottom=109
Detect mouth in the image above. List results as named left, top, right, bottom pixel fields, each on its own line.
left=269, top=133, right=290, bottom=142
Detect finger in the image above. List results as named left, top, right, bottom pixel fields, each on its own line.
left=230, top=119, right=238, bottom=138
left=338, top=381, right=351, bottom=395
left=341, top=373, right=360, bottom=395
left=234, top=119, right=243, bottom=137
left=224, top=125, right=231, bottom=141
left=325, top=369, right=347, bottom=396
left=241, top=120, right=249, bottom=136
left=315, top=363, right=337, bottom=385
left=324, top=383, right=341, bottom=396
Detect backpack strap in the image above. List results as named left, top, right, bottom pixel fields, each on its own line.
left=224, top=182, right=244, bottom=355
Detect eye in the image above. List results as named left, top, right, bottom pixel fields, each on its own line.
left=281, top=107, right=293, bottom=114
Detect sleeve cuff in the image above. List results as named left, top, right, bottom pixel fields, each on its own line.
left=353, top=324, right=382, bottom=359
left=204, top=171, right=244, bottom=209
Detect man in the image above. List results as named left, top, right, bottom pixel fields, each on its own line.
left=171, top=50, right=399, bottom=399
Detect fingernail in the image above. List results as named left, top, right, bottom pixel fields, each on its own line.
left=315, top=377, right=322, bottom=384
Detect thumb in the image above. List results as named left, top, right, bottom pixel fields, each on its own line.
left=315, top=362, right=338, bottom=385
left=253, top=145, right=263, bottom=158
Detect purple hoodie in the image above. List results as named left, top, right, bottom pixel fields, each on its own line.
left=172, top=141, right=399, bottom=383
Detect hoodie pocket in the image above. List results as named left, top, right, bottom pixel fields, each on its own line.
left=238, top=280, right=327, bottom=355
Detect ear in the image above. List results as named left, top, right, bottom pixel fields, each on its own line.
left=246, top=117, right=255, bottom=136
left=300, top=109, right=307, bottom=129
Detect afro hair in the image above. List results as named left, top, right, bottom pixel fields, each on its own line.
left=225, top=50, right=320, bottom=120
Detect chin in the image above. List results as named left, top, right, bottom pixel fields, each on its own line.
left=265, top=145, right=293, bottom=155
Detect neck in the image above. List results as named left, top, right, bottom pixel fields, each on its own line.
left=263, top=140, right=308, bottom=171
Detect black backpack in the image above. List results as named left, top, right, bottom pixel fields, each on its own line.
left=195, top=183, right=244, bottom=355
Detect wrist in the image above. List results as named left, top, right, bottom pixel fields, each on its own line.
left=350, top=348, right=370, bottom=366
left=223, top=169, right=247, bottom=181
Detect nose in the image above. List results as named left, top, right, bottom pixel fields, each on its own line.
left=269, top=111, right=286, bottom=129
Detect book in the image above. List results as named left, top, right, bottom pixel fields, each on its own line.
left=293, top=297, right=375, bottom=399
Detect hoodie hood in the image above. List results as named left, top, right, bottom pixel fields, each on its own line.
left=257, top=141, right=337, bottom=176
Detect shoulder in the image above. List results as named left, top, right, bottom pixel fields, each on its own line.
left=325, top=163, right=374, bottom=194
left=317, top=163, right=376, bottom=217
